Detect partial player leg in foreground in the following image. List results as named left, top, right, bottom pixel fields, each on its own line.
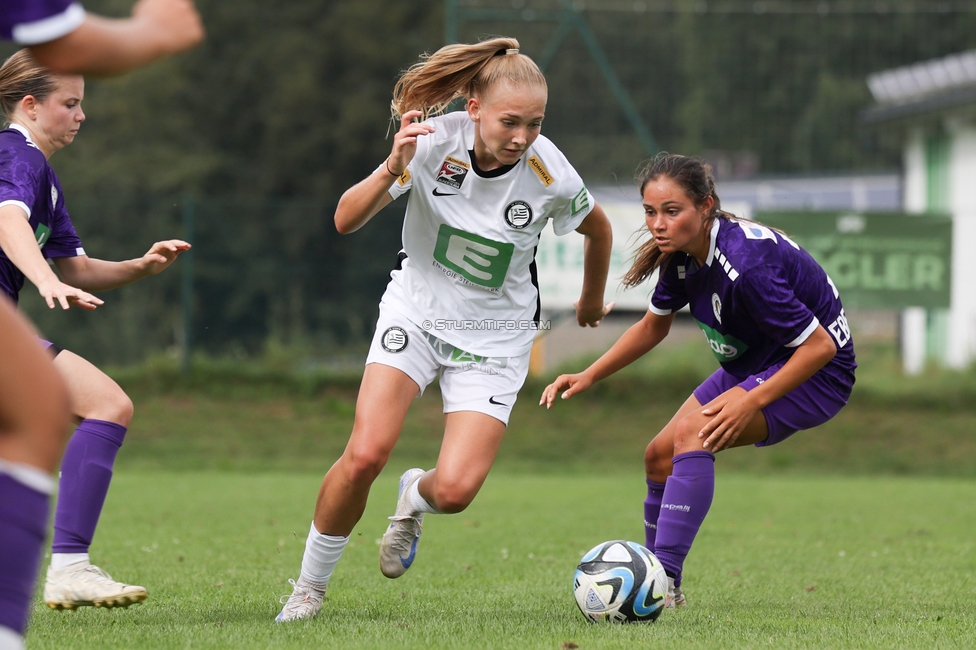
left=42, top=351, right=147, bottom=610
left=0, top=302, right=70, bottom=650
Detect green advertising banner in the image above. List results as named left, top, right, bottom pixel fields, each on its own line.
left=755, top=211, right=952, bottom=309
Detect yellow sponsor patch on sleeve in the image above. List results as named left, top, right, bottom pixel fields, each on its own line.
left=528, top=156, right=554, bottom=187
left=397, top=168, right=411, bottom=187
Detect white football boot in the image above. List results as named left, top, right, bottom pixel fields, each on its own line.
left=379, top=468, right=426, bottom=578
left=275, top=577, right=326, bottom=622
left=665, top=576, right=687, bottom=609
left=44, top=562, right=147, bottom=610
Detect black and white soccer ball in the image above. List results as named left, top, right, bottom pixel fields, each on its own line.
left=573, top=540, right=668, bottom=623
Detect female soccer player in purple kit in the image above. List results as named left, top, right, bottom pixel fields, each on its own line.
left=0, top=50, right=190, bottom=615
left=542, top=153, right=856, bottom=608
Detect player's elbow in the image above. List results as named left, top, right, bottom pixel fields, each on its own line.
left=333, top=213, right=357, bottom=235
left=333, top=197, right=364, bottom=235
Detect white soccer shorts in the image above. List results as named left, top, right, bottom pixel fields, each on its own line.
left=365, top=305, right=530, bottom=425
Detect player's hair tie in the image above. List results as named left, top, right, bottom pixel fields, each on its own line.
left=495, top=48, right=519, bottom=56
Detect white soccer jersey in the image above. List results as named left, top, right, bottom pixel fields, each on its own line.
left=381, top=111, right=594, bottom=357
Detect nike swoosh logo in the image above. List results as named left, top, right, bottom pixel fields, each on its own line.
left=489, top=396, right=509, bottom=407
left=432, top=188, right=457, bottom=196
left=400, top=536, right=420, bottom=568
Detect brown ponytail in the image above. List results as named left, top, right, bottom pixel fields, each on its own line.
left=0, top=50, right=59, bottom=123
left=392, top=36, right=547, bottom=121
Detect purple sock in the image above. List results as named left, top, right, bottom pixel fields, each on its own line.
left=654, top=451, right=715, bottom=587
left=0, top=466, right=53, bottom=636
left=643, top=478, right=666, bottom=551
left=52, top=419, right=127, bottom=554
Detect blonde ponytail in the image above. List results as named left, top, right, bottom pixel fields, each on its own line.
left=392, top=36, right=546, bottom=120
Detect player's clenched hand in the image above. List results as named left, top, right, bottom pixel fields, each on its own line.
left=139, top=239, right=191, bottom=275
left=575, top=299, right=614, bottom=327
left=539, top=372, right=593, bottom=409
left=697, top=387, right=760, bottom=452
left=36, top=279, right=103, bottom=311
left=387, top=110, right=435, bottom=176
left=131, top=0, right=205, bottom=55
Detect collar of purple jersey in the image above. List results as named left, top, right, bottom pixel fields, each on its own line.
left=703, top=217, right=720, bottom=267
left=6, top=123, right=38, bottom=149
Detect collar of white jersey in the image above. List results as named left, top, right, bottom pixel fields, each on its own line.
left=702, top=216, right=721, bottom=267
left=7, top=123, right=38, bottom=148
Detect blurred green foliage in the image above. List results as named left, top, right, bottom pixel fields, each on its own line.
left=4, top=1, right=976, bottom=363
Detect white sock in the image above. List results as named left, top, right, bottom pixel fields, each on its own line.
left=406, top=476, right=439, bottom=515
left=299, top=522, right=348, bottom=588
left=0, top=625, right=25, bottom=650
left=50, top=553, right=90, bottom=571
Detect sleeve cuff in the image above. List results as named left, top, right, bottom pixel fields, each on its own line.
left=648, top=302, right=673, bottom=316
left=785, top=317, right=819, bottom=348
left=12, top=3, right=85, bottom=44
left=0, top=200, right=30, bottom=218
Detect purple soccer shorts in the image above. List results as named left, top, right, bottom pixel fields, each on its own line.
left=693, top=363, right=852, bottom=447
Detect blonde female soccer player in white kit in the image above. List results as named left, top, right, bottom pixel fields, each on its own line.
left=277, top=36, right=614, bottom=621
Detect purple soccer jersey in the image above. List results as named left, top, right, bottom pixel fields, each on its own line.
left=650, top=217, right=856, bottom=390
left=0, top=0, right=85, bottom=44
left=0, top=125, right=85, bottom=303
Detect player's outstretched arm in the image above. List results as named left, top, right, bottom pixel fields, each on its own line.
left=334, top=111, right=435, bottom=234
left=54, top=239, right=190, bottom=291
left=540, top=310, right=674, bottom=408
left=573, top=203, right=614, bottom=327
left=0, top=205, right=102, bottom=310
left=29, top=0, right=204, bottom=76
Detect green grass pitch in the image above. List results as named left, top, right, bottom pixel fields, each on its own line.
left=26, top=471, right=976, bottom=649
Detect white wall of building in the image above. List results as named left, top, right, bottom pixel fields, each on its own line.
left=946, top=120, right=976, bottom=369
left=900, top=128, right=927, bottom=374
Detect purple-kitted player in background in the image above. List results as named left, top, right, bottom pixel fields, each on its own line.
left=0, top=50, right=190, bottom=613
left=1, top=0, right=203, bottom=76
left=541, top=153, right=856, bottom=608
left=0, top=300, right=71, bottom=650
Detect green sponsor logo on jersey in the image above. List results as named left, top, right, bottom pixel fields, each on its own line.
left=433, top=224, right=514, bottom=289
left=35, top=223, right=51, bottom=249
left=571, top=186, right=589, bottom=216
left=696, top=320, right=748, bottom=362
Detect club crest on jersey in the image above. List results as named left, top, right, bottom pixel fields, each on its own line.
left=504, top=200, right=533, bottom=229
left=381, top=327, right=408, bottom=353
left=711, top=293, right=722, bottom=324
left=51, top=185, right=58, bottom=208
left=436, top=156, right=470, bottom=190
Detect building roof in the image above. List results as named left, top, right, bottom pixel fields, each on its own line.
left=864, top=50, right=976, bottom=124
left=590, top=172, right=901, bottom=214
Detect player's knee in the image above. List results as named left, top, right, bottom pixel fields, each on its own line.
left=672, top=416, right=701, bottom=454
left=104, top=390, right=134, bottom=427
left=644, top=441, right=671, bottom=480
left=342, top=445, right=389, bottom=484
left=430, top=479, right=476, bottom=514
left=81, top=381, right=133, bottom=427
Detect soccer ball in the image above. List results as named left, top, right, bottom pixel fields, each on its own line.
left=573, top=540, right=668, bottom=623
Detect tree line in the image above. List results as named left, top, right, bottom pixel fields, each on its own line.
left=3, top=0, right=974, bottom=364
